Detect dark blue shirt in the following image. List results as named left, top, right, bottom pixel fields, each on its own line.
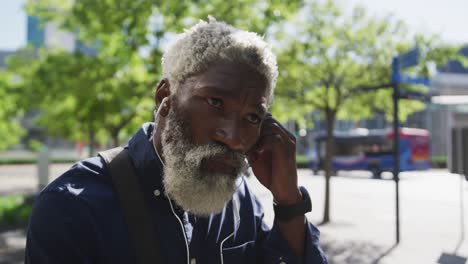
left=25, top=123, right=327, bottom=264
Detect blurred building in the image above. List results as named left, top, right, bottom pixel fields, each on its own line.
left=27, top=15, right=76, bottom=51
left=0, top=50, right=14, bottom=68
left=26, top=16, right=44, bottom=48
left=429, top=46, right=468, bottom=157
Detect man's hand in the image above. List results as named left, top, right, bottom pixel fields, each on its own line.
left=247, top=114, right=302, bottom=205
left=247, top=114, right=307, bottom=256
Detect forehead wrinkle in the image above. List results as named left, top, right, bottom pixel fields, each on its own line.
left=236, top=89, right=267, bottom=115
left=217, top=70, right=239, bottom=77
left=239, top=90, right=261, bottom=105
left=193, top=84, right=238, bottom=98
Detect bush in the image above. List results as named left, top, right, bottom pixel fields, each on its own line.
left=0, top=195, right=33, bottom=230
left=27, top=140, right=44, bottom=152
left=431, top=155, right=447, bottom=168
left=296, top=154, right=310, bottom=169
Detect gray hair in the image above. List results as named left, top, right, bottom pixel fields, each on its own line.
left=161, top=17, right=278, bottom=105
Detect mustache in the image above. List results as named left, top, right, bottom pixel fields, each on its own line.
left=185, top=142, right=246, bottom=167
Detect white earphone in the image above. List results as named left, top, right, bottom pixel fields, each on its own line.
left=154, top=97, right=169, bottom=120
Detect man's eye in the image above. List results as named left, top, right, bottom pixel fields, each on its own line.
left=246, top=114, right=261, bottom=124
left=207, top=98, right=223, bottom=108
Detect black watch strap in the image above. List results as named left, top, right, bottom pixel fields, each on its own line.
left=273, top=186, right=312, bottom=222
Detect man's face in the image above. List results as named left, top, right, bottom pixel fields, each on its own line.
left=159, top=61, right=269, bottom=216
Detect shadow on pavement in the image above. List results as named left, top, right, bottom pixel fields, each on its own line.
left=320, top=236, right=397, bottom=264
left=371, top=244, right=398, bottom=264
left=437, top=253, right=467, bottom=264
left=437, top=234, right=468, bottom=264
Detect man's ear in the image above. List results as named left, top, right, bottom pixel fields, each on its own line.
left=155, top=78, right=171, bottom=117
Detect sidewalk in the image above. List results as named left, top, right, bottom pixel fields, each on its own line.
left=248, top=169, right=468, bottom=263
left=313, top=170, right=468, bottom=264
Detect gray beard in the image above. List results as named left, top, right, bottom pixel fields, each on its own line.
left=157, top=107, right=248, bottom=217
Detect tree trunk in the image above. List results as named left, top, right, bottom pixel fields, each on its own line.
left=106, top=114, right=134, bottom=148
left=111, top=130, right=119, bottom=148
left=322, top=110, right=336, bottom=224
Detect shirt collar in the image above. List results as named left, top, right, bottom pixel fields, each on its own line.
left=126, top=122, right=164, bottom=191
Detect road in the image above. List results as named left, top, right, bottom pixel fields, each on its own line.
left=0, top=164, right=467, bottom=263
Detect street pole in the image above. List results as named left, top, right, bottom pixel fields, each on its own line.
left=348, top=50, right=425, bottom=246
left=458, top=173, right=465, bottom=252
left=456, top=129, right=465, bottom=254
left=392, top=57, right=401, bottom=244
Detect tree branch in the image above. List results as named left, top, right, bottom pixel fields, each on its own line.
left=342, top=83, right=393, bottom=99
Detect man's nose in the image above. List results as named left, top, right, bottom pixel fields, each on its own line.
left=212, top=119, right=246, bottom=152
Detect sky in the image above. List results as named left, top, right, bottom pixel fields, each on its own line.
left=0, top=0, right=27, bottom=50
left=340, top=0, right=468, bottom=44
left=0, top=0, right=467, bottom=50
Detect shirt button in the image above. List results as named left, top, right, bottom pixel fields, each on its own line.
left=153, top=189, right=161, bottom=197
left=190, top=258, right=196, bottom=264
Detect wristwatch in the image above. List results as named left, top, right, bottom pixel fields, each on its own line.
left=273, top=186, right=312, bottom=221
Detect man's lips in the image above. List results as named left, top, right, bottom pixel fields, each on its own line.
left=203, top=157, right=237, bottom=175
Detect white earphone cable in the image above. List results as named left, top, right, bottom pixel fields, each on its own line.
left=154, top=97, right=243, bottom=264
left=153, top=97, right=190, bottom=264
left=219, top=195, right=241, bottom=264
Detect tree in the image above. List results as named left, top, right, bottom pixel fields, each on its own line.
left=271, top=0, right=459, bottom=224
left=0, top=48, right=42, bottom=151
left=0, top=69, right=25, bottom=151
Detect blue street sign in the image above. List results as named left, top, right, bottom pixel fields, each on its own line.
left=398, top=48, right=420, bottom=69
left=398, top=75, right=430, bottom=86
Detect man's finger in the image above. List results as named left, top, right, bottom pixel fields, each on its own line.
left=262, top=121, right=296, bottom=144
left=269, top=118, right=296, bottom=141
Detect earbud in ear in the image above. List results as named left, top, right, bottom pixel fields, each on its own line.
left=155, top=97, right=169, bottom=119
left=161, top=97, right=169, bottom=109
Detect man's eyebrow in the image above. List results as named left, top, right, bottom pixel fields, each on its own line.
left=196, top=85, right=268, bottom=114
left=194, top=85, right=237, bottom=97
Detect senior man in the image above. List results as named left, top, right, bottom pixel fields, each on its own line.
left=25, top=18, right=327, bottom=264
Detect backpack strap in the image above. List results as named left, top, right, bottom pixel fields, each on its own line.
left=98, top=147, right=161, bottom=264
